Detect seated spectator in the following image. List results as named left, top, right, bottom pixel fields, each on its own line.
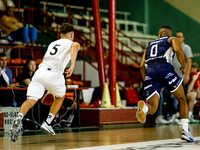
left=0, top=65, right=7, bottom=87
left=0, top=7, right=37, bottom=44
left=186, top=61, right=200, bottom=123
left=0, top=52, right=17, bottom=87
left=16, top=58, right=36, bottom=87
left=0, top=52, right=19, bottom=106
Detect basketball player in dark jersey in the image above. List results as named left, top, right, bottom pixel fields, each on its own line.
left=136, top=26, right=195, bottom=142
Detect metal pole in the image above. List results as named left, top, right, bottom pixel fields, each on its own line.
left=109, top=0, right=116, bottom=106
left=92, top=0, right=106, bottom=96
left=31, top=0, right=33, bottom=24
left=18, top=0, right=20, bottom=20
left=67, top=0, right=71, bottom=23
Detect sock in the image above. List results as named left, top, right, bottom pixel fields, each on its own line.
left=188, top=111, right=192, bottom=118
left=142, top=104, right=148, bottom=114
left=46, top=113, right=55, bottom=125
left=181, top=119, right=189, bottom=132
left=17, top=113, right=24, bottom=120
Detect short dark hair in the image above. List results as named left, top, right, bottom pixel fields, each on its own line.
left=0, top=53, right=6, bottom=57
left=160, top=26, right=172, bottom=30
left=60, top=22, right=74, bottom=34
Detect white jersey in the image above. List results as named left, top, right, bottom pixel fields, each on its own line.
left=39, top=39, right=73, bottom=73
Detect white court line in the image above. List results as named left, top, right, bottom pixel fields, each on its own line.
left=64, top=137, right=200, bottom=150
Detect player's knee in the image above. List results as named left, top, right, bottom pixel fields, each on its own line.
left=149, top=107, right=157, bottom=115
left=176, top=96, right=187, bottom=103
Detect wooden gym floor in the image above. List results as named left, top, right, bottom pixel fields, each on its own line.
left=0, top=123, right=200, bottom=150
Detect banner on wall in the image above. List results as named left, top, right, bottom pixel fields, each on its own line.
left=0, top=107, right=20, bottom=132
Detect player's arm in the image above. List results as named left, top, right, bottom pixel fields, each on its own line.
left=65, top=42, right=80, bottom=77
left=168, top=37, right=186, bottom=74
left=140, top=50, right=146, bottom=81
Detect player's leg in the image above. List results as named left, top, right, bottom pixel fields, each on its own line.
left=40, top=77, right=66, bottom=135
left=49, top=96, right=65, bottom=115
left=19, top=99, right=37, bottom=115
left=10, top=74, right=45, bottom=142
left=172, top=84, right=188, bottom=119
left=9, top=99, right=37, bottom=142
left=40, top=96, right=65, bottom=135
left=136, top=92, right=159, bottom=123
left=137, top=65, right=161, bottom=123
left=172, top=84, right=195, bottom=142
left=145, top=93, right=160, bottom=115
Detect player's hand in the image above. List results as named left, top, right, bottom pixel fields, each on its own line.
left=65, top=66, right=74, bottom=77
left=180, top=67, right=186, bottom=75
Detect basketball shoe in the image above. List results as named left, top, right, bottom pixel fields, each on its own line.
left=41, top=122, right=55, bottom=135
left=181, top=129, right=195, bottom=142
left=9, top=117, right=22, bottom=142
left=155, top=116, right=169, bottom=124
left=136, top=101, right=146, bottom=123
left=169, top=112, right=180, bottom=123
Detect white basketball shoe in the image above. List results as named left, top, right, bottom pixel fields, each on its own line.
left=41, top=122, right=55, bottom=135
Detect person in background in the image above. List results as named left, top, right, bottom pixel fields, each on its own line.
left=0, top=65, right=7, bottom=87
left=0, top=52, right=17, bottom=87
left=0, top=7, right=37, bottom=44
left=168, top=31, right=193, bottom=124
left=173, top=31, right=193, bottom=93
left=16, top=58, right=36, bottom=87
left=0, top=52, right=18, bottom=106
left=186, top=62, right=200, bottom=123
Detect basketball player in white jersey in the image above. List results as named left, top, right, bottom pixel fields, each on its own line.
left=9, top=22, right=80, bottom=142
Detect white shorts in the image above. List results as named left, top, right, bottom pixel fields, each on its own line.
left=27, top=68, right=66, bottom=101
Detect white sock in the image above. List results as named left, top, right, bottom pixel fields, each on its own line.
left=17, top=113, right=24, bottom=119
left=46, top=113, right=55, bottom=125
left=181, top=119, right=189, bottom=132
left=188, top=111, right=192, bottom=118
left=142, top=104, right=148, bottom=114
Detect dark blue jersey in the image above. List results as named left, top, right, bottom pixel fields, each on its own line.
left=145, top=36, right=174, bottom=65
left=143, top=36, right=182, bottom=100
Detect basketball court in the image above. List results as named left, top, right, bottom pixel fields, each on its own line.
left=0, top=123, right=199, bottom=150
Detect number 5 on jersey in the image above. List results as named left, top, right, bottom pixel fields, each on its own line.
left=50, top=44, right=61, bottom=55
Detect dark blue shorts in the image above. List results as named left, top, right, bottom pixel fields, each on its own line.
left=143, top=62, right=183, bottom=101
